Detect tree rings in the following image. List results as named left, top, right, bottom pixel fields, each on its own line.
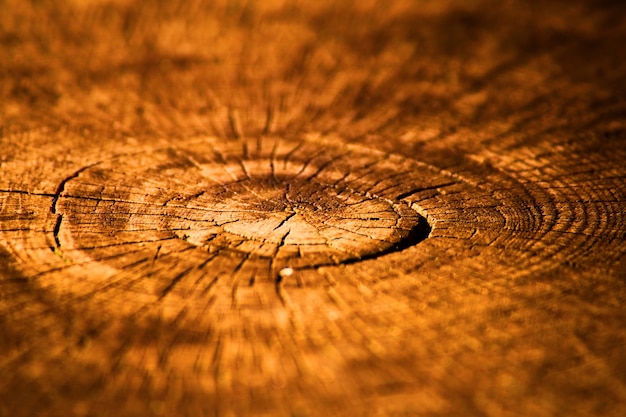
left=53, top=136, right=437, bottom=284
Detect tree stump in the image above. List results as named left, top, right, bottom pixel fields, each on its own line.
left=1, top=1, right=625, bottom=416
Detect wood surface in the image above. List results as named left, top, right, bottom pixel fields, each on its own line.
left=1, top=0, right=626, bottom=416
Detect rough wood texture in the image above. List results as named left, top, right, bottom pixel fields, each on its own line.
left=1, top=1, right=625, bottom=416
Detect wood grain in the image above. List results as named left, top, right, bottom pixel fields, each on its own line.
left=1, top=1, right=625, bottom=416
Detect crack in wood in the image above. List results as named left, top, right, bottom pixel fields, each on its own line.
left=1, top=2, right=625, bottom=416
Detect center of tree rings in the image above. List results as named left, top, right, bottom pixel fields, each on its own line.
left=57, top=136, right=431, bottom=274
left=169, top=175, right=424, bottom=268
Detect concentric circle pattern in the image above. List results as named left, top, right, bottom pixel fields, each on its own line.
left=2, top=1, right=626, bottom=416
left=57, top=138, right=430, bottom=274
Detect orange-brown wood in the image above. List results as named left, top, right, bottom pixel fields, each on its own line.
left=1, top=1, right=625, bottom=416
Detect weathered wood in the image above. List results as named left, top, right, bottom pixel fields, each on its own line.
left=1, top=1, right=626, bottom=416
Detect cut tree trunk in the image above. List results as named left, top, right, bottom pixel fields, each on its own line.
left=1, top=1, right=625, bottom=416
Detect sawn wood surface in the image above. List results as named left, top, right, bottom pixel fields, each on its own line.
left=1, top=1, right=625, bottom=416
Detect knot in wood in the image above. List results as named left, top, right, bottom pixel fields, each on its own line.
left=177, top=175, right=427, bottom=268
left=53, top=136, right=434, bottom=276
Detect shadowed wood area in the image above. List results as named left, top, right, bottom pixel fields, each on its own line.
left=1, top=0, right=626, bottom=416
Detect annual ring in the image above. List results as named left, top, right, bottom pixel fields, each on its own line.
left=54, top=136, right=434, bottom=280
